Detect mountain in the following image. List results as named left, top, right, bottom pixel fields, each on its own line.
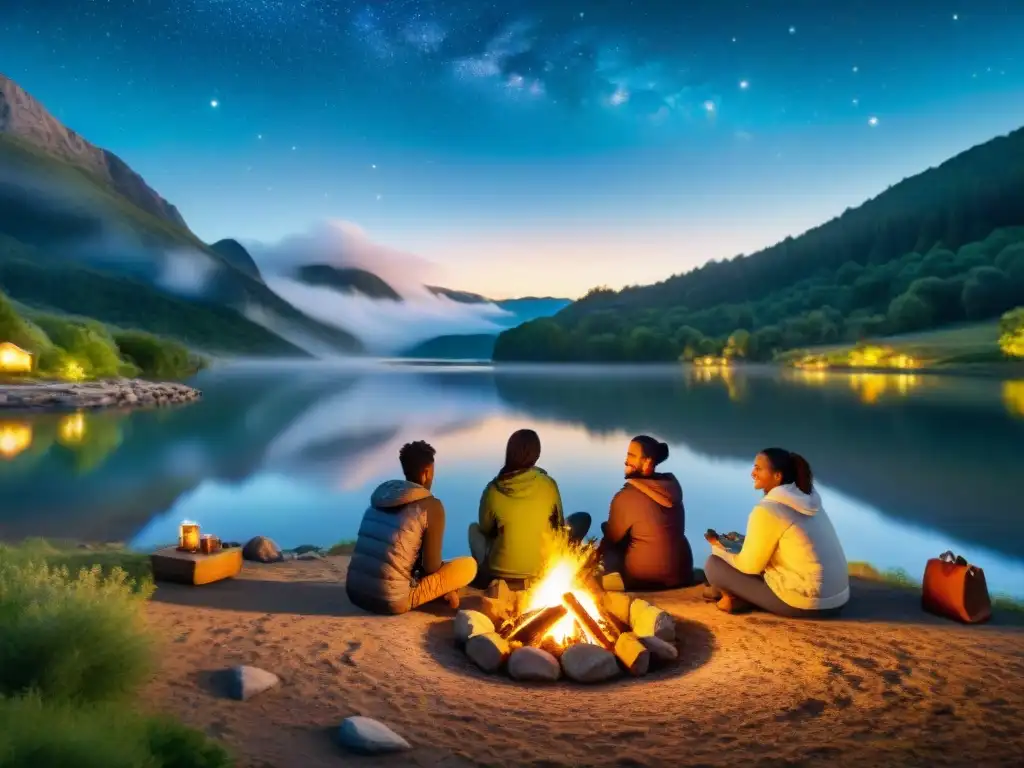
left=1, top=74, right=186, bottom=230
left=0, top=73, right=362, bottom=356
left=495, top=126, right=1024, bottom=362
left=295, top=264, right=401, bottom=300
left=401, top=333, right=497, bottom=360
left=400, top=291, right=571, bottom=359
left=210, top=239, right=262, bottom=282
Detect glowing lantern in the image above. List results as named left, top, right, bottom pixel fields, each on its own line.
left=0, top=342, right=33, bottom=374
left=0, top=422, right=33, bottom=459
left=178, top=521, right=201, bottom=552
left=61, top=360, right=87, bottom=381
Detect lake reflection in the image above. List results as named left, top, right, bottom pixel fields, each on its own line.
left=1, top=362, right=1023, bottom=599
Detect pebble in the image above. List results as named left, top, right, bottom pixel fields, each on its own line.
left=224, top=665, right=280, bottom=701
left=465, top=632, right=510, bottom=673
left=242, top=536, right=283, bottom=563
left=560, top=643, right=621, bottom=684
left=0, top=378, right=201, bottom=412
left=508, top=646, right=561, bottom=682
left=639, top=635, right=679, bottom=663
left=337, top=716, right=411, bottom=754
left=454, top=610, right=495, bottom=644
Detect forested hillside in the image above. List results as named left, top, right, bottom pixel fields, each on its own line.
left=494, top=127, right=1024, bottom=362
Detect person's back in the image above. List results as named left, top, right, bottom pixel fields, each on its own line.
left=346, top=440, right=476, bottom=615
left=607, top=472, right=690, bottom=587
left=347, top=479, right=434, bottom=614
left=754, top=484, right=849, bottom=610
left=478, top=466, right=563, bottom=580
left=600, top=436, right=693, bottom=589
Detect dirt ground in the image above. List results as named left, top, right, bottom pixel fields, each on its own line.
left=144, top=556, right=1024, bottom=768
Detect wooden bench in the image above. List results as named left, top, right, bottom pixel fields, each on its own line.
left=151, top=546, right=243, bottom=586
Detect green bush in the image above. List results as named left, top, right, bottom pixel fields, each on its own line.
left=0, top=557, right=155, bottom=704
left=114, top=329, right=203, bottom=379
left=33, top=314, right=124, bottom=378
left=0, top=695, right=234, bottom=768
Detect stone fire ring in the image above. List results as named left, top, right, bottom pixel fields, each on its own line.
left=454, top=587, right=679, bottom=684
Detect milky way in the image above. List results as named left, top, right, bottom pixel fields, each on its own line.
left=2, top=1, right=1022, bottom=297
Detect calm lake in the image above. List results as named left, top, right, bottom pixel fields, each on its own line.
left=2, top=361, right=1023, bottom=599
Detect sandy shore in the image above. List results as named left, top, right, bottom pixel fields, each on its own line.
left=144, top=556, right=1024, bottom=768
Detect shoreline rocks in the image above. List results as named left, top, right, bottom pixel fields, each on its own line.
left=0, top=378, right=201, bottom=412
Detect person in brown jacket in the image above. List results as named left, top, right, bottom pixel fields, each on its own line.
left=597, top=435, right=694, bottom=590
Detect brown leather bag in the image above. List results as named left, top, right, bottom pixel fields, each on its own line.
left=922, top=551, right=992, bottom=624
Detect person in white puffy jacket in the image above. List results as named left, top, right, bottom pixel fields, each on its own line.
left=704, top=447, right=850, bottom=617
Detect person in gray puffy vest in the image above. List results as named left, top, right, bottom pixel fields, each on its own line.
left=346, top=440, right=477, bottom=614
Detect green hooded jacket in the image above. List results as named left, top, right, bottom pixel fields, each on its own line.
left=478, top=467, right=564, bottom=580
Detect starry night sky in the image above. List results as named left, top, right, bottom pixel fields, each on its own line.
left=3, top=1, right=1024, bottom=298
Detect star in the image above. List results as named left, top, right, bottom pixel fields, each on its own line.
left=852, top=66, right=859, bottom=73
left=731, top=37, right=737, bottom=43
left=376, top=193, right=382, bottom=200
left=703, top=100, right=716, bottom=112
left=739, top=80, right=749, bottom=90
left=953, top=13, right=959, bottom=21
left=852, top=98, right=859, bottom=106
left=257, top=133, right=263, bottom=139
left=868, top=116, right=879, bottom=126
left=291, top=145, right=297, bottom=150
left=371, top=164, right=377, bottom=169
left=788, top=26, right=796, bottom=35
left=210, top=99, right=219, bottom=108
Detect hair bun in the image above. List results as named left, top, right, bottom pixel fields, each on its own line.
left=658, top=441, right=670, bottom=463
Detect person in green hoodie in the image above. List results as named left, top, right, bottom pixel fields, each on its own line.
left=469, top=429, right=591, bottom=586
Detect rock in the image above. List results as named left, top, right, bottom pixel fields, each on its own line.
left=629, top=599, right=676, bottom=642
left=291, top=544, right=321, bottom=554
left=465, top=632, right=510, bottom=673
left=560, top=643, right=621, bottom=683
left=225, top=665, right=279, bottom=701
left=242, top=536, right=283, bottom=563
left=453, top=610, right=495, bottom=644
left=296, top=551, right=323, bottom=561
left=639, top=635, right=679, bottom=663
left=337, top=716, right=411, bottom=754
left=486, top=578, right=512, bottom=604
left=508, top=646, right=561, bottom=682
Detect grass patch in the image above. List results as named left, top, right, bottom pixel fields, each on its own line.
left=848, top=560, right=1024, bottom=613
left=778, top=321, right=1007, bottom=369
left=325, top=539, right=357, bottom=556
left=0, top=694, right=233, bottom=768
left=0, top=538, right=152, bottom=585
left=0, top=540, right=234, bottom=765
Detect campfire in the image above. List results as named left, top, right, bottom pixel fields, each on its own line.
left=454, top=533, right=679, bottom=684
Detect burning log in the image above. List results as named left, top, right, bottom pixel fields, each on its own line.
left=613, top=632, right=651, bottom=677
left=502, top=605, right=568, bottom=645
left=562, top=592, right=619, bottom=650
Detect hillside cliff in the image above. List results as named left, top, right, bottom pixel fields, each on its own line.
left=0, top=73, right=188, bottom=230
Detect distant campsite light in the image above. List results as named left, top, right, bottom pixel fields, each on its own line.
left=0, top=342, right=33, bottom=374
left=61, top=360, right=87, bottom=381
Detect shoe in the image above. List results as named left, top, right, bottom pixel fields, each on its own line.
left=702, top=585, right=723, bottom=602
left=444, top=591, right=460, bottom=610
left=716, top=593, right=753, bottom=614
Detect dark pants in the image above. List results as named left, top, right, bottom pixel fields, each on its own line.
left=703, top=555, right=842, bottom=619
left=602, top=535, right=695, bottom=590
left=469, top=512, right=593, bottom=588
